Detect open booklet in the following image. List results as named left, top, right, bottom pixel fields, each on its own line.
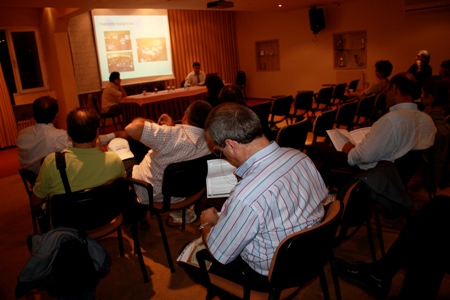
left=176, top=237, right=212, bottom=269
left=326, top=127, right=371, bottom=151
left=206, top=159, right=237, bottom=198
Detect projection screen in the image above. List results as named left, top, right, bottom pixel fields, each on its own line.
left=91, top=9, right=174, bottom=88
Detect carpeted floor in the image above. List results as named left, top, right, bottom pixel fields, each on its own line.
left=1, top=144, right=450, bottom=299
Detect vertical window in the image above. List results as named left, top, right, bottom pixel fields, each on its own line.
left=4, top=28, right=48, bottom=94
left=11, top=31, right=44, bottom=90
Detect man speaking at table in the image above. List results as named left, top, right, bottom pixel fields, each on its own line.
left=185, top=62, right=206, bottom=86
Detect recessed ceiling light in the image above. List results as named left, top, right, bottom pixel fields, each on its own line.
left=278, top=4, right=282, bottom=8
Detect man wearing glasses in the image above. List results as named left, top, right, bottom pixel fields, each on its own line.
left=181, top=103, right=328, bottom=291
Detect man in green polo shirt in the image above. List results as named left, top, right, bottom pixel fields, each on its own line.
left=32, top=107, right=125, bottom=211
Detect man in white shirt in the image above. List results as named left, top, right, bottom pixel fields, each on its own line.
left=16, top=97, right=71, bottom=174
left=309, top=72, right=436, bottom=183
left=101, top=71, right=126, bottom=113
left=343, top=72, right=436, bottom=170
left=125, top=100, right=212, bottom=205
left=185, top=62, right=206, bottom=86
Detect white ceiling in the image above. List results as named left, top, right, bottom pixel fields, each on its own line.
left=0, top=0, right=352, bottom=13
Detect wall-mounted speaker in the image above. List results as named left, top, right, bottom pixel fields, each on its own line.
left=309, top=7, right=325, bottom=34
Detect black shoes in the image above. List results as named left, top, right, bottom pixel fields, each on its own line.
left=332, top=258, right=392, bottom=299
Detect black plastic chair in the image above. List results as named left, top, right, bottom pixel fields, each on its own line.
left=331, top=179, right=382, bottom=300
left=348, top=79, right=360, bottom=92
left=276, top=118, right=312, bottom=152
left=197, top=200, right=343, bottom=300
left=268, top=95, right=294, bottom=128
left=18, top=168, right=39, bottom=233
left=89, top=94, right=123, bottom=134
left=370, top=92, right=387, bottom=124
left=331, top=83, right=348, bottom=106
left=288, top=91, right=314, bottom=123
left=250, top=101, right=273, bottom=140
left=235, top=70, right=247, bottom=99
left=128, top=153, right=216, bottom=273
left=335, top=100, right=358, bottom=129
left=306, top=108, right=338, bottom=146
left=311, top=87, right=334, bottom=116
left=353, top=94, right=376, bottom=129
left=48, top=177, right=149, bottom=283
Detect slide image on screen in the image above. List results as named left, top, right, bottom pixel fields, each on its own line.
left=107, top=52, right=135, bottom=73
left=137, top=37, right=167, bottom=63
left=104, top=31, right=132, bottom=52
left=91, top=9, right=175, bottom=87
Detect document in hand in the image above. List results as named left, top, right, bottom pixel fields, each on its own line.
left=326, top=127, right=371, bottom=151
left=176, top=236, right=212, bottom=269
left=206, top=159, right=237, bottom=198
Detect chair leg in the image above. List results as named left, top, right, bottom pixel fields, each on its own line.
left=130, top=221, right=150, bottom=283
left=101, top=118, right=107, bottom=134
left=319, top=267, right=331, bottom=300
left=329, top=251, right=343, bottom=300
left=29, top=194, right=38, bottom=233
left=155, top=213, right=176, bottom=273
left=365, top=217, right=378, bottom=262
left=112, top=117, right=118, bottom=131
left=374, top=209, right=386, bottom=257
left=117, top=227, right=124, bottom=257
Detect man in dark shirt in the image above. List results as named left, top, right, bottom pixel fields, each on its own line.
left=407, top=50, right=432, bottom=98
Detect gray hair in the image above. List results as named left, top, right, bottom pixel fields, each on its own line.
left=205, top=102, right=263, bottom=147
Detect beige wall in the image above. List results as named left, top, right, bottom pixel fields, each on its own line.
left=235, top=0, right=450, bottom=98
left=37, top=8, right=80, bottom=130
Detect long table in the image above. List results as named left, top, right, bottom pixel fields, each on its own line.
left=120, top=86, right=208, bottom=125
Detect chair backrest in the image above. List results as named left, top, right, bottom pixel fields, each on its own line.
left=315, top=87, right=334, bottom=105
left=354, top=94, right=376, bottom=125
left=348, top=79, right=360, bottom=91
left=333, top=83, right=347, bottom=101
left=371, top=92, right=387, bottom=122
left=235, top=70, right=246, bottom=86
left=294, top=91, right=314, bottom=111
left=312, top=108, right=337, bottom=142
left=276, top=118, right=313, bottom=151
left=268, top=201, right=342, bottom=290
left=161, top=153, right=216, bottom=210
left=335, top=100, right=358, bottom=128
left=270, top=95, right=294, bottom=118
left=335, top=180, right=373, bottom=241
left=18, top=168, right=38, bottom=192
left=394, top=149, right=426, bottom=187
left=250, top=101, right=272, bottom=136
left=48, top=177, right=129, bottom=231
left=180, top=80, right=186, bottom=88
left=88, top=94, right=101, bottom=115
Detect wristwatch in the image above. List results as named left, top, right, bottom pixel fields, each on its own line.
left=199, top=222, right=210, bottom=231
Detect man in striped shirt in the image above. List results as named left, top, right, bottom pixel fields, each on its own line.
left=182, top=103, right=327, bottom=291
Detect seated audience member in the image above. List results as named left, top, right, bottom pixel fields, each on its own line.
left=101, top=71, right=126, bottom=114
left=32, top=108, right=125, bottom=212
left=180, top=103, right=328, bottom=290
left=204, top=74, right=225, bottom=107
left=124, top=100, right=212, bottom=207
left=185, top=62, right=206, bottom=86
left=439, top=59, right=450, bottom=79
left=16, top=96, right=71, bottom=174
left=348, top=60, right=393, bottom=99
left=407, top=50, right=432, bottom=98
left=217, top=84, right=247, bottom=106
left=421, top=75, right=450, bottom=189
left=309, top=72, right=436, bottom=172
left=333, top=195, right=450, bottom=300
